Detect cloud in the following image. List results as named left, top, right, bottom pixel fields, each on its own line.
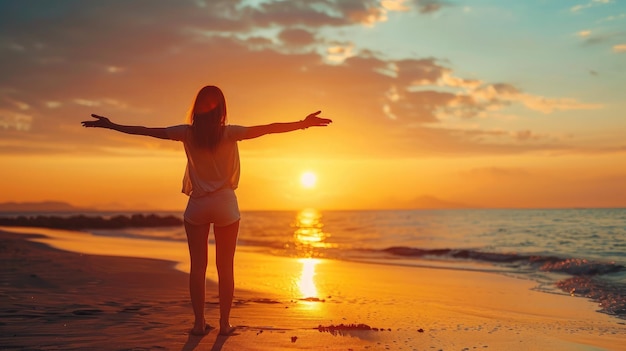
left=512, top=130, right=537, bottom=141
left=0, top=30, right=599, bottom=156
left=581, top=31, right=626, bottom=46
left=613, top=43, right=626, bottom=52
left=384, top=64, right=601, bottom=122
left=599, top=13, right=626, bottom=22
left=347, top=4, right=389, bottom=26
left=570, top=0, right=613, bottom=13
left=456, top=81, right=602, bottom=115
left=381, top=0, right=411, bottom=12
left=461, top=167, right=532, bottom=179
left=325, top=42, right=356, bottom=63
left=278, top=28, right=316, bottom=47
left=380, top=0, right=448, bottom=14
left=412, top=0, right=448, bottom=14
left=576, top=30, right=592, bottom=37
left=0, top=109, right=32, bottom=131
left=0, top=0, right=608, bottom=158
left=515, top=94, right=602, bottom=113
left=445, top=126, right=558, bottom=145
left=391, top=124, right=570, bottom=156
left=247, top=0, right=446, bottom=28
left=0, top=0, right=435, bottom=71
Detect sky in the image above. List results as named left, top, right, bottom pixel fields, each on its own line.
left=1, top=0, right=625, bottom=211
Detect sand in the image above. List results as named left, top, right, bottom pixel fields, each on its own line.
left=1, top=227, right=624, bottom=351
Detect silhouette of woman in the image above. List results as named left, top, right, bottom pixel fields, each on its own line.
left=82, top=85, right=332, bottom=335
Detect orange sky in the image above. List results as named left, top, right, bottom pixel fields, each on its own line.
left=1, top=0, right=625, bottom=211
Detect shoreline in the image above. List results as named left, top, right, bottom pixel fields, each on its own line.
left=1, top=227, right=625, bottom=350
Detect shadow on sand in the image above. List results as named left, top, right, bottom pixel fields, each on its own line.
left=181, top=332, right=232, bottom=351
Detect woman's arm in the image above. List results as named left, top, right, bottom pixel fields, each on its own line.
left=81, top=114, right=169, bottom=140
left=241, top=111, right=332, bottom=140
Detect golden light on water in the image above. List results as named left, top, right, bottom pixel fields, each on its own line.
left=293, top=208, right=329, bottom=251
left=292, top=209, right=331, bottom=301
left=297, top=258, right=320, bottom=298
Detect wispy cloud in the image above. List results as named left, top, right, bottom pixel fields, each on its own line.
left=599, top=13, right=626, bottom=22
left=411, top=0, right=448, bottom=14
left=613, top=43, right=626, bottom=52
left=571, top=0, right=613, bottom=13
left=0, top=109, right=32, bottom=131
left=580, top=30, right=626, bottom=45
left=381, top=0, right=411, bottom=12
left=461, top=167, right=532, bottom=179
left=325, top=42, right=355, bottom=64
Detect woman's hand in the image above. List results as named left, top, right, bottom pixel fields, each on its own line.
left=81, top=114, right=114, bottom=128
left=303, top=111, right=332, bottom=128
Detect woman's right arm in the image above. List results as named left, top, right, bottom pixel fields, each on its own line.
left=81, top=114, right=170, bottom=140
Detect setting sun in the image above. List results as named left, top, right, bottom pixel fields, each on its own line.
left=300, top=171, right=317, bottom=189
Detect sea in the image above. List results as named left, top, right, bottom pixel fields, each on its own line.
left=2, top=208, right=625, bottom=320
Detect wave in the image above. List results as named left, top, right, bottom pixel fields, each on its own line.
left=380, top=246, right=625, bottom=276
left=379, top=246, right=626, bottom=319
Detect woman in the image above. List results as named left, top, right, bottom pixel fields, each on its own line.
left=81, top=85, right=332, bottom=335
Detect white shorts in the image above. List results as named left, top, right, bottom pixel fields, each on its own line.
left=184, top=188, right=240, bottom=227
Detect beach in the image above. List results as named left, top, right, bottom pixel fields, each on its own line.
left=1, top=226, right=624, bottom=351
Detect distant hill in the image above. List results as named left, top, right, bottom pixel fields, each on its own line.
left=0, top=201, right=92, bottom=212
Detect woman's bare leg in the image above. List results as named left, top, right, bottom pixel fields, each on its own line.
left=214, top=220, right=239, bottom=335
left=184, top=220, right=211, bottom=335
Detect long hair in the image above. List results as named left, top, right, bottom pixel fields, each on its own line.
left=187, top=85, right=227, bottom=150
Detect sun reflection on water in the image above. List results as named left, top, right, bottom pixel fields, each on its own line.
left=293, top=208, right=332, bottom=257
left=297, top=257, right=320, bottom=298
left=292, top=209, right=329, bottom=301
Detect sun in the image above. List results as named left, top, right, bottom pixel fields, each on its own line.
left=300, top=171, right=317, bottom=189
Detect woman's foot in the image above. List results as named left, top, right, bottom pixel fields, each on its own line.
left=219, top=323, right=236, bottom=336
left=190, top=323, right=214, bottom=336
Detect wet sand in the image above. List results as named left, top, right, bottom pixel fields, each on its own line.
left=1, top=228, right=624, bottom=350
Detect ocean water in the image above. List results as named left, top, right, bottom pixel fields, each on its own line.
left=3, top=208, right=625, bottom=319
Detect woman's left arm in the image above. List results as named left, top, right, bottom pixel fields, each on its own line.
left=241, top=111, right=332, bottom=140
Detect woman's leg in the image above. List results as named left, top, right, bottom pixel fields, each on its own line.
left=213, top=220, right=240, bottom=335
left=184, top=220, right=211, bottom=334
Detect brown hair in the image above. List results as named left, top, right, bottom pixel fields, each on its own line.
left=188, top=85, right=227, bottom=150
